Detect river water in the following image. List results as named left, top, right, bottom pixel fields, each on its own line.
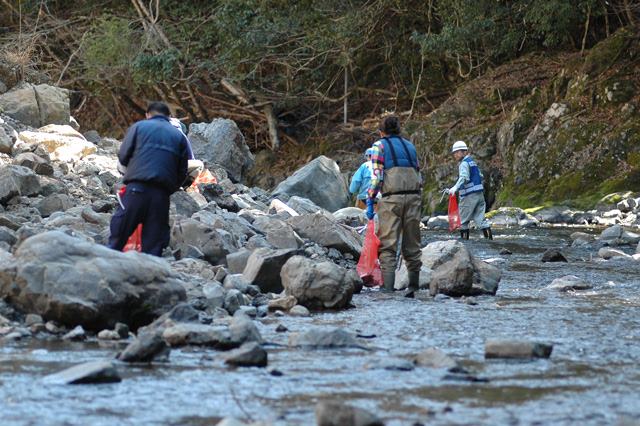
left=1, top=228, right=639, bottom=425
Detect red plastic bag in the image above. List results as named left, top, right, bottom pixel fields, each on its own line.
left=123, top=224, right=142, bottom=252
left=356, top=220, right=383, bottom=287
left=448, top=194, right=461, bottom=232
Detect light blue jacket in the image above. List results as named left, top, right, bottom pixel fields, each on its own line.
left=349, top=162, right=373, bottom=200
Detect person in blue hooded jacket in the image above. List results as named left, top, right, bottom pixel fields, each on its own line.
left=349, top=148, right=374, bottom=209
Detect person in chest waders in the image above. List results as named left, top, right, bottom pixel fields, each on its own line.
left=447, top=140, right=493, bottom=240
left=366, top=116, right=423, bottom=298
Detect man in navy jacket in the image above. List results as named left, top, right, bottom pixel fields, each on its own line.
left=108, top=101, right=190, bottom=256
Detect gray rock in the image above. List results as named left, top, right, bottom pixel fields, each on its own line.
left=117, top=331, right=169, bottom=363
left=170, top=191, right=204, bottom=217
left=36, top=194, right=74, bottom=217
left=273, top=156, right=349, bottom=212
left=268, top=295, right=298, bottom=311
left=62, top=325, right=86, bottom=341
left=226, top=249, right=253, bottom=274
left=188, top=119, right=254, bottom=182
left=0, top=226, right=17, bottom=246
left=0, top=84, right=70, bottom=128
left=426, top=215, right=449, bottom=230
left=485, top=340, right=553, bottom=359
left=428, top=241, right=474, bottom=297
left=223, top=342, right=268, bottom=367
left=287, top=196, right=327, bottom=215
left=0, top=165, right=42, bottom=205
left=171, top=218, right=238, bottom=265
left=83, top=130, right=101, bottom=144
left=281, top=256, right=357, bottom=310
left=162, top=323, right=233, bottom=348
left=224, top=289, right=245, bottom=315
left=287, top=212, right=362, bottom=256
left=43, top=361, right=121, bottom=385
left=541, top=249, right=568, bottom=262
left=600, top=225, right=623, bottom=241
left=98, top=330, right=121, bottom=340
left=598, top=247, right=632, bottom=260
left=315, top=401, right=383, bottom=426
left=242, top=247, right=299, bottom=293
left=203, top=282, right=226, bottom=309
left=532, top=206, right=573, bottom=224
left=332, top=207, right=366, bottom=227
left=25, top=314, right=43, bottom=326
left=115, top=322, right=129, bottom=338
left=289, top=304, right=311, bottom=317
left=0, top=231, right=186, bottom=330
left=13, top=152, right=54, bottom=176
left=289, top=328, right=361, bottom=348
left=470, top=258, right=501, bottom=296
left=547, top=275, right=592, bottom=291
left=414, top=347, right=458, bottom=369
left=229, top=314, right=262, bottom=345
left=0, top=125, right=13, bottom=154
left=252, top=216, right=300, bottom=249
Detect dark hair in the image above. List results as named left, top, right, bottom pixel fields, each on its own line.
left=146, top=101, right=171, bottom=117
left=379, top=115, right=401, bottom=135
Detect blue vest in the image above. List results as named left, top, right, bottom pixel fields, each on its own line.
left=381, top=136, right=418, bottom=170
left=459, top=156, right=483, bottom=197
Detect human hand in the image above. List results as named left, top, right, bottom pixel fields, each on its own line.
left=448, top=187, right=457, bottom=196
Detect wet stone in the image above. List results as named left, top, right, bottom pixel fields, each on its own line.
left=44, top=361, right=121, bottom=385
left=414, top=347, right=459, bottom=369
left=223, top=342, right=268, bottom=368
left=315, top=401, right=384, bottom=426
left=98, top=330, right=120, bottom=340
left=541, top=249, right=568, bottom=262
left=485, top=340, right=553, bottom=359
left=62, top=325, right=86, bottom=341
left=117, top=332, right=169, bottom=363
left=547, top=275, right=592, bottom=291
left=288, top=328, right=361, bottom=349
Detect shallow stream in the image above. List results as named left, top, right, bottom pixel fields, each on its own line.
left=1, top=228, right=639, bottom=425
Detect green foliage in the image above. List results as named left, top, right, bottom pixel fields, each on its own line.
left=82, top=17, right=138, bottom=84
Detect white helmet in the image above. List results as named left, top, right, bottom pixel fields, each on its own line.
left=451, top=140, right=468, bottom=153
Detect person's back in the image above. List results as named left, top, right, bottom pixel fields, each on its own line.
left=109, top=101, right=189, bottom=256
left=120, top=115, right=188, bottom=193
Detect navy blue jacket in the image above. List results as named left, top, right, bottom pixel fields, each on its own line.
left=119, top=115, right=190, bottom=193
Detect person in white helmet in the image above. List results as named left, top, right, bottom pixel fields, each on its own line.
left=169, top=117, right=204, bottom=186
left=447, top=141, right=493, bottom=240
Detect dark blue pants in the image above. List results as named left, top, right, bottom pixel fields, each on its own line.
left=108, top=182, right=170, bottom=256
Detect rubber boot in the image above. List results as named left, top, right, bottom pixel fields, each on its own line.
left=482, top=227, right=493, bottom=240
left=460, top=230, right=469, bottom=240
left=381, top=271, right=395, bottom=293
left=404, top=271, right=420, bottom=298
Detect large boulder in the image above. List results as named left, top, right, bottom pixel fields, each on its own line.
left=287, top=212, right=362, bottom=256
left=273, top=156, right=349, bottom=212
left=0, top=83, right=70, bottom=128
left=0, top=165, right=42, bottom=205
left=281, top=255, right=358, bottom=310
left=423, top=240, right=500, bottom=297
left=242, top=247, right=299, bottom=293
left=171, top=218, right=239, bottom=265
left=188, top=118, right=254, bottom=182
left=17, top=125, right=97, bottom=162
left=0, top=231, right=186, bottom=330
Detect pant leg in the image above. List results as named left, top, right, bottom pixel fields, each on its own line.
left=472, top=193, right=490, bottom=229
left=458, top=195, right=475, bottom=230
left=140, top=185, right=171, bottom=256
left=401, top=194, right=422, bottom=273
left=108, top=185, right=147, bottom=251
left=376, top=195, right=402, bottom=274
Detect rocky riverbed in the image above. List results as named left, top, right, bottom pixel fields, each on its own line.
left=1, top=228, right=640, bottom=426
left=1, top=83, right=640, bottom=426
